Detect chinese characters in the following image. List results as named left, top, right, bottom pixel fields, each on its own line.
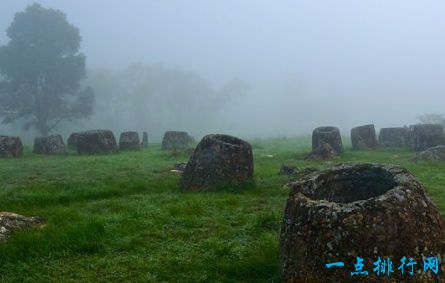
left=325, top=256, right=439, bottom=278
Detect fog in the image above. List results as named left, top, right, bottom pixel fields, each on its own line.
left=1, top=0, right=445, bottom=142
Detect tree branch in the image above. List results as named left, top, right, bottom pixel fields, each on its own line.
left=47, top=117, right=65, bottom=133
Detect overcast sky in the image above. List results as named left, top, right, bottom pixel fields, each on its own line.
left=1, top=1, right=445, bottom=137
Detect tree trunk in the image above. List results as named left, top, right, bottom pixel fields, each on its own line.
left=37, top=122, right=49, bottom=137
left=36, top=75, right=49, bottom=137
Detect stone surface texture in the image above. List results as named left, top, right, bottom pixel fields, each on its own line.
left=180, top=134, right=253, bottom=191
left=33, top=134, right=66, bottom=154
left=312, top=126, right=343, bottom=154
left=67, top=132, right=80, bottom=150
left=378, top=127, right=411, bottom=148
left=161, top=131, right=194, bottom=150
left=0, top=212, right=45, bottom=241
left=280, top=163, right=445, bottom=283
left=351, top=124, right=379, bottom=150
left=417, top=145, right=445, bottom=161
left=412, top=124, right=445, bottom=151
left=0, top=136, right=23, bottom=157
left=141, top=131, right=148, bottom=148
left=119, top=131, right=140, bottom=151
left=76, top=130, right=118, bottom=155
left=306, top=143, right=337, bottom=160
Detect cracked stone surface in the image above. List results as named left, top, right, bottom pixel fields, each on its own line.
left=417, top=145, right=445, bottom=161
left=0, top=212, right=45, bottom=242
left=141, top=131, right=148, bottom=148
left=306, top=143, right=337, bottom=160
left=33, top=134, right=66, bottom=155
left=180, top=134, right=253, bottom=191
left=351, top=124, right=379, bottom=150
left=161, top=131, right=194, bottom=151
left=119, top=131, right=140, bottom=151
left=280, top=163, right=445, bottom=282
left=379, top=127, right=412, bottom=148
left=279, top=165, right=299, bottom=176
left=76, top=130, right=118, bottom=155
left=67, top=132, right=80, bottom=150
left=312, top=126, right=343, bottom=154
left=0, top=136, right=23, bottom=158
left=412, top=124, right=445, bottom=152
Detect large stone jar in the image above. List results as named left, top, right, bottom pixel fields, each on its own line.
left=412, top=124, right=445, bottom=151
left=351, top=124, right=378, bottom=150
left=76, top=130, right=118, bottom=155
left=280, top=163, right=445, bottom=282
left=33, top=134, right=66, bottom=154
left=312, top=126, right=343, bottom=154
left=179, top=134, right=254, bottom=191
left=0, top=136, right=23, bottom=157
left=161, top=131, right=194, bottom=150
left=119, top=131, right=140, bottom=151
left=379, top=127, right=411, bottom=148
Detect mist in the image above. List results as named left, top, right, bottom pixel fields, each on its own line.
left=1, top=0, right=445, bottom=142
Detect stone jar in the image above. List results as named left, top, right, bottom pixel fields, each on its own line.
left=280, top=163, right=445, bottom=282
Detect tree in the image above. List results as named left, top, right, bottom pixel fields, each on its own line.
left=86, top=64, right=248, bottom=138
left=0, top=3, right=94, bottom=136
left=418, top=114, right=445, bottom=126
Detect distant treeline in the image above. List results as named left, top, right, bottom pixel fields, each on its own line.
left=83, top=63, right=249, bottom=141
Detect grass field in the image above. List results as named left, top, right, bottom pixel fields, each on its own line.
left=0, top=136, right=444, bottom=282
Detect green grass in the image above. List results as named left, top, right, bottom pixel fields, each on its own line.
left=0, top=137, right=444, bottom=282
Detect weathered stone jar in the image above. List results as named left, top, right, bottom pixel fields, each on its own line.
left=33, top=134, right=66, bottom=154
left=417, top=145, right=445, bottom=161
left=180, top=134, right=254, bottom=191
left=306, top=143, right=337, bottom=160
left=0, top=136, right=23, bottom=157
left=76, top=130, right=118, bottom=155
left=412, top=124, right=445, bottom=151
left=312, top=126, right=343, bottom=154
left=161, top=131, right=194, bottom=150
left=119, top=131, right=140, bottom=151
left=280, top=163, right=445, bottom=283
left=140, top=131, right=148, bottom=148
left=351, top=124, right=378, bottom=150
left=378, top=127, right=411, bottom=148
left=67, top=132, right=80, bottom=150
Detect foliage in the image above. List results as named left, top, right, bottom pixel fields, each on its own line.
left=0, top=3, right=94, bottom=136
left=86, top=64, right=247, bottom=138
left=418, top=113, right=445, bottom=126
